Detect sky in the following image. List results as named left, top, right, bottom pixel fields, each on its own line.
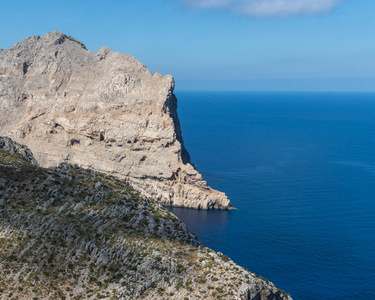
left=1, top=0, right=374, bottom=91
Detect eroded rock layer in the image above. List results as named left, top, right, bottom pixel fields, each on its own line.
left=0, top=31, right=231, bottom=209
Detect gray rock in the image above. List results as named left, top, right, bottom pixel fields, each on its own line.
left=0, top=136, right=38, bottom=165
left=95, top=181, right=104, bottom=191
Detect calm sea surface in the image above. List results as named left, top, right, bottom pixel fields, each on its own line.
left=168, top=91, right=375, bottom=299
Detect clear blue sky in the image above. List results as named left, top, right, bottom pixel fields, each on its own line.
left=1, top=0, right=374, bottom=91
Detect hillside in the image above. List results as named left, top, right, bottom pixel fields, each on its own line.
left=0, top=138, right=291, bottom=299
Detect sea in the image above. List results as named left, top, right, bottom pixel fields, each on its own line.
left=167, top=91, right=375, bottom=300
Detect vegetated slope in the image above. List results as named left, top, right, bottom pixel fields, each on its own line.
left=0, top=31, right=230, bottom=210
left=0, top=138, right=291, bottom=300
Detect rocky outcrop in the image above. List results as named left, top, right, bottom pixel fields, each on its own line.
left=0, top=142, right=291, bottom=299
left=0, top=31, right=231, bottom=209
left=0, top=136, right=38, bottom=165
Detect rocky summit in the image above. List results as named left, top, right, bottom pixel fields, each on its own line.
left=0, top=137, right=291, bottom=299
left=0, top=31, right=231, bottom=209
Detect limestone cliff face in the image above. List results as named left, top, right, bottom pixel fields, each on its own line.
left=0, top=31, right=231, bottom=209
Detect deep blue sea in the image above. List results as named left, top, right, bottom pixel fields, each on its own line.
left=168, top=91, right=375, bottom=300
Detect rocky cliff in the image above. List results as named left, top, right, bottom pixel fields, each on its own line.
left=0, top=138, right=291, bottom=299
left=0, top=31, right=231, bottom=209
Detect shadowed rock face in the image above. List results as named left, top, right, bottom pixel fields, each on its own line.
left=0, top=31, right=231, bottom=209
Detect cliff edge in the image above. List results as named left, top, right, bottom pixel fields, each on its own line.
left=0, top=31, right=231, bottom=209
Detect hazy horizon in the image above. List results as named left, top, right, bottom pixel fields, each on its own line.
left=176, top=78, right=375, bottom=92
